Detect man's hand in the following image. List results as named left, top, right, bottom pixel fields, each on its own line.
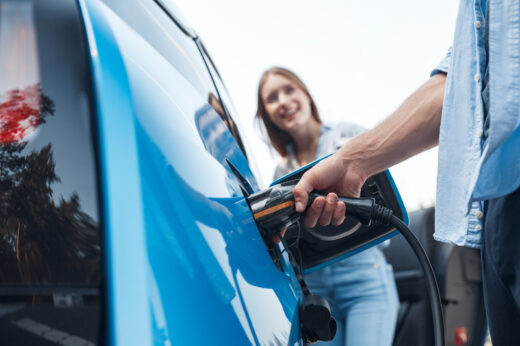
left=292, top=74, right=446, bottom=229
left=293, top=151, right=367, bottom=228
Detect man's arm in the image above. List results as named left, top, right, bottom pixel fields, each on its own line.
left=294, top=73, right=447, bottom=228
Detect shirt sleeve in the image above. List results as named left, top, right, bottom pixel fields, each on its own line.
left=430, top=46, right=452, bottom=77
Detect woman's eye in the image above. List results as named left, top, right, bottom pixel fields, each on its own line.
left=266, top=94, right=277, bottom=103
left=285, top=86, right=295, bottom=94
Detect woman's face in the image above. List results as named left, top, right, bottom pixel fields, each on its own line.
left=261, top=73, right=314, bottom=133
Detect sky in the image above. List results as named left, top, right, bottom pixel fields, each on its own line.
left=175, top=0, right=460, bottom=211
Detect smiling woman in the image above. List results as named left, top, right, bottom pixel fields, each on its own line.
left=255, top=66, right=400, bottom=346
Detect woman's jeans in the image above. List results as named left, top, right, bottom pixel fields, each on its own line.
left=304, top=246, right=399, bottom=346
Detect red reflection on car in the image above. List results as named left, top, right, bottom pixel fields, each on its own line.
left=0, top=84, right=40, bottom=143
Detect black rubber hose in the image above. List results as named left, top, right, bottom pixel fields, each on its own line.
left=308, top=194, right=445, bottom=345
left=389, top=214, right=445, bottom=346
left=340, top=199, right=445, bottom=346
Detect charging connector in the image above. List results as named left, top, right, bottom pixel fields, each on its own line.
left=247, top=180, right=445, bottom=346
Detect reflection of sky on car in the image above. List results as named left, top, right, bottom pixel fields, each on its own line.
left=176, top=0, right=459, bottom=210
left=0, top=2, right=40, bottom=94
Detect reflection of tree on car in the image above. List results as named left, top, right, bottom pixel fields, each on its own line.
left=0, top=85, right=100, bottom=285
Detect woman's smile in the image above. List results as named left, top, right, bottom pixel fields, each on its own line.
left=282, top=108, right=297, bottom=121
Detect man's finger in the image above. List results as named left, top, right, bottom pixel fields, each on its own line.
left=303, top=196, right=325, bottom=228
left=318, top=193, right=337, bottom=226
left=331, top=201, right=346, bottom=226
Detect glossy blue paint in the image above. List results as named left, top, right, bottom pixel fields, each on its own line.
left=83, top=1, right=302, bottom=344
left=78, top=1, right=153, bottom=345
left=122, top=35, right=300, bottom=345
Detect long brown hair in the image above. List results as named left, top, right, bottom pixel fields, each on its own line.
left=255, top=67, right=322, bottom=157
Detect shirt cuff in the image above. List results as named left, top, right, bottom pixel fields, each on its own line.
left=430, top=46, right=452, bottom=77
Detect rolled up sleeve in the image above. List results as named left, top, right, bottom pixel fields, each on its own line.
left=430, top=46, right=452, bottom=77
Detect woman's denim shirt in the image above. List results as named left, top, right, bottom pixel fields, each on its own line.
left=431, top=0, right=520, bottom=248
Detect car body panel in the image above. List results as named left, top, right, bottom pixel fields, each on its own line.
left=78, top=1, right=152, bottom=345
left=79, top=0, right=301, bottom=344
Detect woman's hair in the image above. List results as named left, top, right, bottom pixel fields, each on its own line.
left=255, top=67, right=321, bottom=157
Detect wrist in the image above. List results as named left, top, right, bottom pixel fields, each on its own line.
left=336, top=139, right=373, bottom=183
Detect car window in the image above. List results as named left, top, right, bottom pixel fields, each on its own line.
left=0, top=0, right=101, bottom=343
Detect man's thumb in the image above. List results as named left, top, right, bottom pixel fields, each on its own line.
left=293, top=172, right=315, bottom=212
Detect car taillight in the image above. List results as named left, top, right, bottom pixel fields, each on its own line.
left=0, top=2, right=41, bottom=144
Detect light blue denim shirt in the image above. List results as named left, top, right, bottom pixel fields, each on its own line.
left=431, top=0, right=520, bottom=248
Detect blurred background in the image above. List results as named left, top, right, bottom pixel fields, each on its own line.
left=176, top=0, right=459, bottom=211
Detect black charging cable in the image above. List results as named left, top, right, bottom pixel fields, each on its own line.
left=249, top=182, right=444, bottom=345
left=332, top=196, right=445, bottom=346
left=390, top=215, right=444, bottom=346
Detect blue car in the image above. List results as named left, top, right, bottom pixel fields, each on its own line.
left=0, top=0, right=484, bottom=345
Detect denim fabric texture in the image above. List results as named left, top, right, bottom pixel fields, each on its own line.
left=431, top=0, right=520, bottom=248
left=274, top=123, right=398, bottom=346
